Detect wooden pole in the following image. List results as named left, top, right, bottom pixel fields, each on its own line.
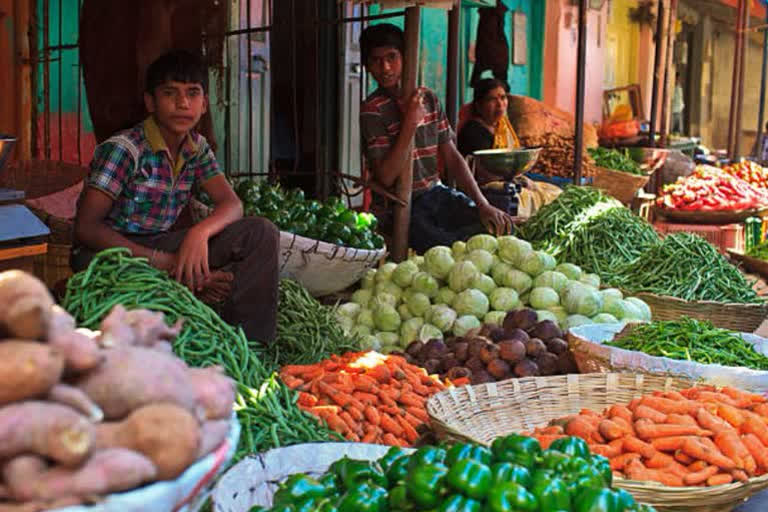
left=649, top=0, right=666, bottom=147
left=391, top=6, right=420, bottom=262
left=446, top=4, right=460, bottom=129
left=659, top=0, right=677, bottom=147
left=756, top=9, right=768, bottom=158
left=14, top=0, right=32, bottom=160
left=573, top=0, right=588, bottom=185
left=734, top=0, right=750, bottom=158
left=728, top=0, right=746, bottom=159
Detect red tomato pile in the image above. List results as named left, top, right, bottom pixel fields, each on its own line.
left=722, top=160, right=768, bottom=189
left=657, top=166, right=768, bottom=211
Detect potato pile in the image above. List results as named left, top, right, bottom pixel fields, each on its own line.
left=401, top=308, right=578, bottom=385
left=0, top=270, right=236, bottom=511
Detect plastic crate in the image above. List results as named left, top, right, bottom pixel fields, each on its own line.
left=653, top=221, right=745, bottom=255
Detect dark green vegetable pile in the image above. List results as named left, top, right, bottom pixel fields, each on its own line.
left=609, top=233, right=761, bottom=303
left=588, top=147, right=644, bottom=175
left=233, top=180, right=384, bottom=250
left=250, top=435, right=653, bottom=512
left=63, top=248, right=343, bottom=461
left=607, top=317, right=768, bottom=370
left=747, top=240, right=768, bottom=260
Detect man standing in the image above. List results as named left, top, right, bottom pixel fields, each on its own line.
left=359, top=23, right=512, bottom=253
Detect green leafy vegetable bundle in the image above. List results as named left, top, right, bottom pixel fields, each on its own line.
left=588, top=147, right=645, bottom=175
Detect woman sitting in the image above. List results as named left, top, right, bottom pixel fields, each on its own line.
left=457, top=78, right=520, bottom=158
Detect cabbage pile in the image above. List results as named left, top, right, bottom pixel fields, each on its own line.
left=336, top=234, right=652, bottom=353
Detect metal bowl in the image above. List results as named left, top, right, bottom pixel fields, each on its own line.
left=472, top=147, right=542, bottom=179
left=0, top=135, right=17, bottom=174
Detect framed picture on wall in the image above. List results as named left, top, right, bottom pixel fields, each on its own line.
left=512, top=11, right=527, bottom=66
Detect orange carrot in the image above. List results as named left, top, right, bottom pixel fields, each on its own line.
left=706, top=473, right=734, bottom=486
left=367, top=364, right=392, bottom=383
left=361, top=428, right=379, bottom=443
left=596, top=419, right=624, bottom=441
left=377, top=390, right=398, bottom=408
left=281, top=364, right=313, bottom=377
left=403, top=411, right=423, bottom=428
left=406, top=406, right=429, bottom=423
left=346, top=405, right=364, bottom=422
left=650, top=436, right=692, bottom=452
left=634, top=405, right=668, bottom=423
left=398, top=391, right=426, bottom=408
left=681, top=438, right=736, bottom=471
left=580, top=408, right=602, bottom=417
left=623, top=436, right=657, bottom=459
left=742, top=415, right=768, bottom=446
left=628, top=398, right=642, bottom=412
left=565, top=417, right=598, bottom=440
left=696, top=408, right=734, bottom=434
left=731, top=469, right=749, bottom=482
left=396, top=415, right=419, bottom=444
left=624, top=459, right=684, bottom=487
left=590, top=443, right=622, bottom=459
left=715, top=430, right=756, bottom=475
left=687, top=460, right=709, bottom=473
left=381, top=433, right=402, bottom=446
left=721, top=386, right=766, bottom=406
left=324, top=413, right=351, bottom=435
left=743, top=433, right=768, bottom=472
left=674, top=450, right=695, bottom=465
left=753, top=403, right=768, bottom=419
left=578, top=414, right=603, bottom=428
left=608, top=404, right=634, bottom=424
left=611, top=416, right=635, bottom=436
left=353, top=374, right=378, bottom=393
left=540, top=425, right=565, bottom=435
left=281, top=374, right=305, bottom=390
left=718, top=404, right=747, bottom=429
left=645, top=451, right=678, bottom=469
left=353, top=392, right=380, bottom=405
left=683, top=465, right=719, bottom=486
left=380, top=413, right=404, bottom=437
left=364, top=405, right=380, bottom=426
left=665, top=414, right=699, bottom=427
left=339, top=411, right=360, bottom=435
left=610, top=452, right=642, bottom=471
left=640, top=396, right=699, bottom=415
left=661, top=390, right=688, bottom=402
left=695, top=391, right=740, bottom=407
left=635, top=419, right=712, bottom=440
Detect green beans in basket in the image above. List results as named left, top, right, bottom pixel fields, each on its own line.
left=607, top=317, right=768, bottom=370
left=607, top=232, right=762, bottom=304
left=62, top=248, right=341, bottom=461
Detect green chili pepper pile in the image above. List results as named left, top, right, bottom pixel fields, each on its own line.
left=516, top=186, right=621, bottom=255
left=265, top=279, right=359, bottom=367
left=606, top=316, right=768, bottom=370
left=249, top=436, right=655, bottom=512
left=233, top=179, right=384, bottom=250
left=62, top=248, right=341, bottom=461
left=608, top=232, right=761, bottom=303
left=588, top=147, right=645, bottom=175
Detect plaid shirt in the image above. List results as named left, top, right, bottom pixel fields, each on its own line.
left=360, top=87, right=453, bottom=193
left=86, top=117, right=222, bottom=234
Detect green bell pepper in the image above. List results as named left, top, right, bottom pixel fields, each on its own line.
left=445, top=459, right=492, bottom=500
left=389, top=483, right=413, bottom=511
left=379, top=446, right=408, bottom=473
left=590, top=454, right=613, bottom=487
left=316, top=499, right=340, bottom=512
left=531, top=475, right=571, bottom=511
left=271, top=474, right=327, bottom=507
left=445, top=443, right=493, bottom=466
left=337, top=483, right=388, bottom=512
left=386, top=454, right=411, bottom=485
left=329, top=457, right=387, bottom=489
left=490, top=434, right=541, bottom=468
left=409, top=446, right=447, bottom=469
left=319, top=473, right=340, bottom=495
left=406, top=463, right=449, bottom=509
left=574, top=488, right=623, bottom=512
left=549, top=436, right=591, bottom=459
left=489, top=462, right=531, bottom=488
left=485, top=482, right=539, bottom=512
left=614, top=488, right=637, bottom=510
left=438, top=494, right=483, bottom=512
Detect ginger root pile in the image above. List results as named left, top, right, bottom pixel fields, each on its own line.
left=0, top=270, right=236, bottom=510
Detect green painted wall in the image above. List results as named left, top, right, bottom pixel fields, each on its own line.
left=369, top=1, right=544, bottom=109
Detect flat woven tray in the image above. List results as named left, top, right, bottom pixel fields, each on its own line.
left=654, top=205, right=768, bottom=225
left=623, top=291, right=768, bottom=333
left=426, top=373, right=768, bottom=512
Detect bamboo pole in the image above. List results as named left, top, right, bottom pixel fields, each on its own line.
left=446, top=4, right=460, bottom=129
left=649, top=0, right=666, bottom=147
left=573, top=0, right=588, bottom=185
left=14, top=0, right=32, bottom=160
left=728, top=0, right=746, bottom=159
left=756, top=9, right=768, bottom=158
left=659, top=0, right=677, bottom=147
left=391, top=6, right=420, bottom=262
left=734, top=0, right=750, bottom=158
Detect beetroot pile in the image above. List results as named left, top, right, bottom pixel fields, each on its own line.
left=401, top=308, right=578, bottom=385
left=0, top=270, right=235, bottom=511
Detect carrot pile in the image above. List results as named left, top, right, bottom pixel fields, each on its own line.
left=279, top=351, right=452, bottom=447
left=526, top=385, right=768, bottom=487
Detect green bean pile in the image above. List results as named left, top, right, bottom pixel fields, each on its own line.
left=609, top=233, right=762, bottom=303
left=607, top=317, right=768, bottom=370
left=588, top=147, right=644, bottom=175
left=62, top=248, right=340, bottom=461
left=265, top=279, right=359, bottom=367
left=516, top=186, right=622, bottom=255
left=559, top=206, right=660, bottom=279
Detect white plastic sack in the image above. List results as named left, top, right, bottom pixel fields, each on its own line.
left=47, top=414, right=241, bottom=512
left=213, top=442, right=412, bottom=512
left=568, top=323, right=768, bottom=395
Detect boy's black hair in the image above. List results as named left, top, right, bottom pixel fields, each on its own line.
left=360, top=23, right=404, bottom=66
left=145, top=50, right=208, bottom=94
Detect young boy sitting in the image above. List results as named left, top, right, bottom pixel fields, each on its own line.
left=73, top=50, right=279, bottom=343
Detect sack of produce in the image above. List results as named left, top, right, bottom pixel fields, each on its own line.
left=568, top=319, right=768, bottom=395
left=0, top=269, right=239, bottom=511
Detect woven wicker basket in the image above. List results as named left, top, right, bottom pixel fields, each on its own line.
left=592, top=166, right=651, bottom=205
left=627, top=291, right=768, bottom=333
left=426, top=373, right=768, bottom=511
